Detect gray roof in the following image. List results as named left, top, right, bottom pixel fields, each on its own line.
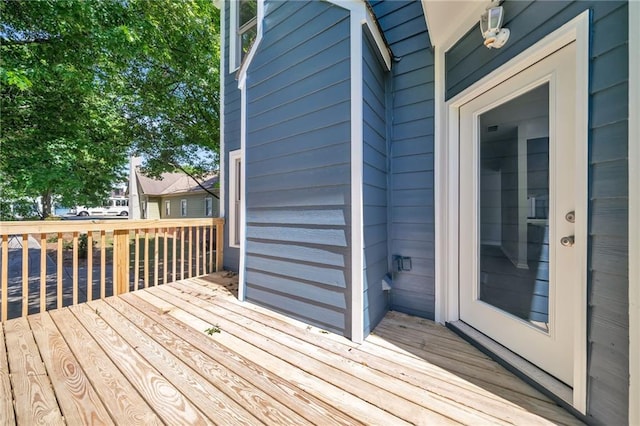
left=136, top=169, right=219, bottom=196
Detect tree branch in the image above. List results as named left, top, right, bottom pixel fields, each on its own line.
left=1, top=36, right=54, bottom=46
left=170, top=163, right=219, bottom=199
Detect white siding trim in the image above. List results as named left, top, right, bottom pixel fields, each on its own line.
left=325, top=0, right=366, bottom=343
left=363, top=7, right=391, bottom=71
left=629, top=1, right=640, bottom=424
left=220, top=1, right=226, bottom=217
left=238, top=89, right=245, bottom=301
left=229, top=0, right=238, bottom=73
left=236, top=0, right=264, bottom=301
left=439, top=11, right=589, bottom=412
left=237, top=86, right=246, bottom=301
left=572, top=14, right=589, bottom=412
left=333, top=1, right=390, bottom=72
left=350, top=6, right=365, bottom=344
left=433, top=43, right=458, bottom=323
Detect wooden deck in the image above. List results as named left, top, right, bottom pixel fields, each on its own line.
left=0, top=273, right=581, bottom=425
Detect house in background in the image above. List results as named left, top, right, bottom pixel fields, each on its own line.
left=219, top=0, right=638, bottom=424
left=131, top=169, right=219, bottom=220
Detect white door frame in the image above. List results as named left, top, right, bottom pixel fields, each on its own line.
left=435, top=11, right=589, bottom=413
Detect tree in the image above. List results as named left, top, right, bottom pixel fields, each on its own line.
left=0, top=0, right=220, bottom=218
left=1, top=0, right=132, bottom=218
left=117, top=0, right=221, bottom=179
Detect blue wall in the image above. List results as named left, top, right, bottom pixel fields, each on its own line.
left=243, top=1, right=352, bottom=336
left=370, top=1, right=436, bottom=319
left=362, top=30, right=389, bottom=335
left=445, top=2, right=629, bottom=424
left=222, top=0, right=240, bottom=271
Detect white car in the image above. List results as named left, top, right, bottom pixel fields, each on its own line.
left=71, top=197, right=129, bottom=217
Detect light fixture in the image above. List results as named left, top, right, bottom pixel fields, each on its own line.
left=480, top=1, right=510, bottom=49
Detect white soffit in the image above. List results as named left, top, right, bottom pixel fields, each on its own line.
left=421, top=0, right=490, bottom=49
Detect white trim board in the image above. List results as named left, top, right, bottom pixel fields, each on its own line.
left=228, top=149, right=242, bottom=250
left=328, top=0, right=366, bottom=344
left=236, top=0, right=265, bottom=302
left=349, top=7, right=364, bottom=343
left=327, top=0, right=392, bottom=343
left=628, top=1, right=640, bottom=424
left=436, top=10, right=589, bottom=413
left=219, top=1, right=226, bottom=217
left=229, top=0, right=238, bottom=73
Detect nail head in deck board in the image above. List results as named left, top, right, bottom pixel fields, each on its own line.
left=86, top=298, right=263, bottom=425
left=49, top=308, right=163, bottom=425
left=4, top=317, right=64, bottom=425
left=0, top=325, right=16, bottom=426
left=27, top=313, right=113, bottom=425
left=68, top=303, right=210, bottom=425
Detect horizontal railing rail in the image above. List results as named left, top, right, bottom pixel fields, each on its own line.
left=0, top=218, right=224, bottom=322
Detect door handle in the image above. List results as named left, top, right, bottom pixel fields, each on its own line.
left=560, top=235, right=575, bottom=247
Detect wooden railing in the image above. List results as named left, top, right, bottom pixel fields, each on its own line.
left=0, top=218, right=224, bottom=321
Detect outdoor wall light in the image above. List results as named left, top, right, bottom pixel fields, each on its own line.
left=480, top=1, right=510, bottom=49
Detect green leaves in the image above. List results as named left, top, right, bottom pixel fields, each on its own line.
left=1, top=0, right=220, bottom=218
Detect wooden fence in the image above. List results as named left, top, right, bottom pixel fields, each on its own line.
left=0, top=218, right=224, bottom=321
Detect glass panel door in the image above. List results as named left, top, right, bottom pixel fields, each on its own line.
left=478, top=83, right=550, bottom=332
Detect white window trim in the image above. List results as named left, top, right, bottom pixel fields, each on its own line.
left=180, top=199, right=187, bottom=217
left=229, top=0, right=238, bottom=72
left=205, top=196, right=213, bottom=217
left=229, top=0, right=257, bottom=73
left=228, top=149, right=243, bottom=250
left=164, top=200, right=171, bottom=217
left=629, top=1, right=640, bottom=424
left=435, top=11, right=589, bottom=413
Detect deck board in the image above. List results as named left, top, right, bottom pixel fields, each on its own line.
left=49, top=307, right=163, bottom=425
left=178, top=279, right=572, bottom=426
left=0, top=322, right=16, bottom=426
left=118, top=292, right=359, bottom=426
left=1, top=272, right=582, bottom=425
left=28, top=313, right=113, bottom=425
left=4, top=317, right=64, bottom=425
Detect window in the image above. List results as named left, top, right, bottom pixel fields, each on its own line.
left=164, top=200, right=171, bottom=217
left=229, top=150, right=242, bottom=248
left=205, top=197, right=213, bottom=217
left=180, top=199, right=188, bottom=217
left=230, top=0, right=257, bottom=71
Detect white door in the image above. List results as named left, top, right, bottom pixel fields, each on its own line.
left=459, top=43, right=578, bottom=385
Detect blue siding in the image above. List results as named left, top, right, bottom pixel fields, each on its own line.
left=370, top=1, right=436, bottom=319
left=244, top=1, right=352, bottom=336
left=362, top=31, right=389, bottom=335
left=445, top=2, right=629, bottom=424
left=222, top=0, right=240, bottom=271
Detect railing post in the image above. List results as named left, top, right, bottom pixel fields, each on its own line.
left=216, top=218, right=224, bottom=272
left=113, top=229, right=130, bottom=295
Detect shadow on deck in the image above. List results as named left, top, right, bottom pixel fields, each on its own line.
left=1, top=272, right=581, bottom=425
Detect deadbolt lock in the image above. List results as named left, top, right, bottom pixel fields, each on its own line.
left=560, top=235, right=575, bottom=247
left=565, top=211, right=575, bottom=223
